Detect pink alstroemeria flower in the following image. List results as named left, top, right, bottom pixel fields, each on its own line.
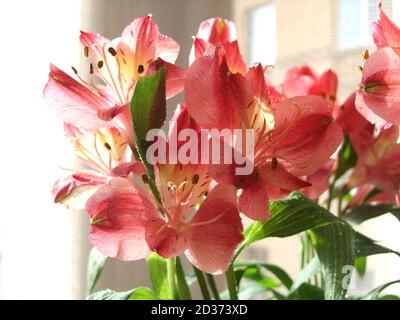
left=281, top=64, right=338, bottom=108
left=85, top=106, right=243, bottom=273
left=185, top=50, right=343, bottom=220
left=44, top=15, right=185, bottom=148
left=349, top=126, right=400, bottom=204
left=52, top=125, right=144, bottom=209
left=356, top=46, right=400, bottom=127
left=189, top=17, right=247, bottom=74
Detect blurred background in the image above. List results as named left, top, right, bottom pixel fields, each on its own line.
left=0, top=0, right=399, bottom=299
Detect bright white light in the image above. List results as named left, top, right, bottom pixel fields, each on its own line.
left=249, top=4, right=276, bottom=66
left=0, top=0, right=81, bottom=299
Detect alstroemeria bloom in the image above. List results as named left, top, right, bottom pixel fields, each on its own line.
left=44, top=15, right=185, bottom=148
left=189, top=17, right=247, bottom=74
left=52, top=125, right=144, bottom=209
left=85, top=106, right=243, bottom=273
left=356, top=47, right=400, bottom=127
left=281, top=64, right=338, bottom=107
left=185, top=50, right=343, bottom=220
left=349, top=126, right=400, bottom=204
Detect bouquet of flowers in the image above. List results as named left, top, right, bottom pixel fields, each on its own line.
left=44, top=2, right=400, bottom=300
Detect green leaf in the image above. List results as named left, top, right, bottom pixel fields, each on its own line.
left=128, top=287, right=158, bottom=300
left=353, top=232, right=400, bottom=258
left=241, top=193, right=344, bottom=248
left=363, top=280, right=400, bottom=300
left=288, top=283, right=325, bottom=300
left=335, top=135, right=358, bottom=180
left=379, top=295, right=400, bottom=300
left=345, top=204, right=400, bottom=225
left=87, top=287, right=157, bottom=300
left=354, top=256, right=367, bottom=278
left=130, top=65, right=166, bottom=142
left=86, top=247, right=107, bottom=294
left=146, top=253, right=172, bottom=299
left=310, top=222, right=354, bottom=300
left=234, top=261, right=293, bottom=289
left=289, top=257, right=321, bottom=294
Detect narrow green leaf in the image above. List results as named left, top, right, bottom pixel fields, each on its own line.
left=146, top=253, right=172, bottom=299
left=363, top=280, right=400, bottom=300
left=353, top=232, right=400, bottom=258
left=234, top=261, right=293, bottom=289
left=335, top=135, right=358, bottom=180
left=345, top=204, right=400, bottom=225
left=378, top=295, right=400, bottom=300
left=354, top=256, right=367, bottom=278
left=86, top=247, right=107, bottom=294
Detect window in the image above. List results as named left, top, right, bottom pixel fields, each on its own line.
left=337, top=0, right=383, bottom=50
left=248, top=4, right=276, bottom=65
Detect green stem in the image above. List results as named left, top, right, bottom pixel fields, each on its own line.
left=194, top=267, right=211, bottom=300
left=225, top=264, right=238, bottom=300
left=175, top=257, right=192, bottom=300
left=206, top=274, right=221, bottom=300
left=167, top=258, right=179, bottom=300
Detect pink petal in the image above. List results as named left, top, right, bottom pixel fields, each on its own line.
left=185, top=49, right=253, bottom=131
left=259, top=161, right=311, bottom=191
left=189, top=38, right=210, bottom=64
left=121, top=15, right=158, bottom=60
left=223, top=41, right=248, bottom=75
left=156, top=34, right=180, bottom=63
left=302, top=159, right=334, bottom=199
left=272, top=97, right=343, bottom=176
left=111, top=161, right=145, bottom=177
left=86, top=177, right=159, bottom=261
left=197, top=18, right=237, bottom=45
left=239, top=179, right=270, bottom=221
left=43, top=64, right=112, bottom=129
left=373, top=2, right=400, bottom=48
left=281, top=64, right=318, bottom=98
left=52, top=172, right=106, bottom=209
left=145, top=218, right=189, bottom=258
left=185, top=184, right=243, bottom=274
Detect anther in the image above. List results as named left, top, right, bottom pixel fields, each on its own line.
left=89, top=63, right=94, bottom=75
left=108, top=47, right=117, bottom=56
left=192, top=174, right=200, bottom=185
left=84, top=46, right=89, bottom=57
left=137, top=64, right=145, bottom=74
left=361, top=49, right=369, bottom=61
left=71, top=66, right=78, bottom=74
left=97, top=61, right=104, bottom=69
left=104, top=142, right=111, bottom=150
left=141, top=174, right=149, bottom=184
